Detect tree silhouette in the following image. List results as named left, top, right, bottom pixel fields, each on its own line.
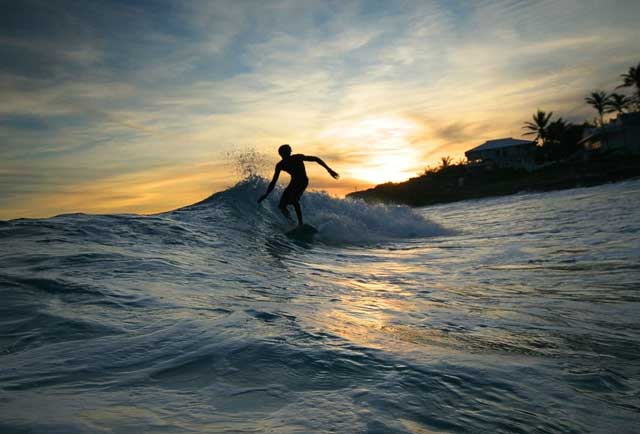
left=440, top=156, right=453, bottom=169
left=585, top=91, right=611, bottom=126
left=617, top=62, right=640, bottom=108
left=543, top=118, right=584, bottom=161
left=522, top=109, right=553, bottom=145
left=546, top=118, right=567, bottom=145
left=607, top=93, right=631, bottom=115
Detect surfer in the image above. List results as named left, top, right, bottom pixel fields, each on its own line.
left=258, top=144, right=339, bottom=226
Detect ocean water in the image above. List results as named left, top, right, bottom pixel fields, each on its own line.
left=1, top=177, right=639, bottom=433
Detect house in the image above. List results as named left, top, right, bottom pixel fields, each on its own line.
left=579, top=112, right=640, bottom=154
left=465, top=137, right=537, bottom=170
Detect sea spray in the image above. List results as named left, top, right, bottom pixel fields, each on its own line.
left=225, top=147, right=274, bottom=181
left=176, top=176, right=448, bottom=245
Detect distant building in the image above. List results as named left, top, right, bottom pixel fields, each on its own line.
left=465, top=137, right=537, bottom=170
left=579, top=112, right=640, bottom=154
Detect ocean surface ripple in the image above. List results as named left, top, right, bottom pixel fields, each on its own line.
left=1, top=177, right=639, bottom=433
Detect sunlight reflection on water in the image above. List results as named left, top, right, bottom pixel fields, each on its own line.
left=1, top=179, right=639, bottom=433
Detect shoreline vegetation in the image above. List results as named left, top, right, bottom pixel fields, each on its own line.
left=346, top=154, right=640, bottom=206
left=347, top=62, right=640, bottom=207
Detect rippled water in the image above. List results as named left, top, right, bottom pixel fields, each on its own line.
left=1, top=178, right=639, bottom=433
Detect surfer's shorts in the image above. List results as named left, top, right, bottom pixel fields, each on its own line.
left=279, top=178, right=309, bottom=207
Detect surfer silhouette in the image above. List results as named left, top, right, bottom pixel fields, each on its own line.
left=258, top=144, right=339, bottom=226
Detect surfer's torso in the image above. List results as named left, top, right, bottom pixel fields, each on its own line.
left=278, top=154, right=308, bottom=184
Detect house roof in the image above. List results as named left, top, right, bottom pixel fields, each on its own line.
left=466, top=137, right=535, bottom=154
left=577, top=124, right=624, bottom=145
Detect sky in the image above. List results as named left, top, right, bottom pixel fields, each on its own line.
left=1, top=0, right=639, bottom=219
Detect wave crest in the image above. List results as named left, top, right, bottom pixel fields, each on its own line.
left=179, top=176, right=448, bottom=245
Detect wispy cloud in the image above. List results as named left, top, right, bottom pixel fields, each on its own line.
left=1, top=0, right=639, bottom=219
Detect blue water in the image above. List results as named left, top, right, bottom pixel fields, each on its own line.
left=1, top=177, right=639, bottom=433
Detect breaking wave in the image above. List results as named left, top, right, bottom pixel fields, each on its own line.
left=174, top=176, right=448, bottom=245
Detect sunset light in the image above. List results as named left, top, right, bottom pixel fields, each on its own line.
left=321, top=116, right=423, bottom=184
left=2, top=2, right=640, bottom=433
left=0, top=1, right=639, bottom=219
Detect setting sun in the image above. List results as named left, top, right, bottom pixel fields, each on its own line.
left=321, top=116, right=424, bottom=184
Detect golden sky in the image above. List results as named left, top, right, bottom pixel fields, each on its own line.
left=1, top=0, right=639, bottom=219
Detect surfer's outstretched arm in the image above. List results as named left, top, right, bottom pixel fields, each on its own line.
left=303, top=156, right=339, bottom=179
left=258, top=164, right=281, bottom=203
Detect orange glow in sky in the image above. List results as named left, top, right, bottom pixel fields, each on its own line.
left=1, top=1, right=639, bottom=219
left=320, top=117, right=423, bottom=184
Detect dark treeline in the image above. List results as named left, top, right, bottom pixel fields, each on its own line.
left=523, top=62, right=639, bottom=164
left=347, top=154, right=640, bottom=206
left=522, top=111, right=587, bottom=163
left=348, top=62, right=640, bottom=206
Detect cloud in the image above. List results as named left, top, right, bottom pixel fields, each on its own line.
left=0, top=161, right=232, bottom=219
left=1, top=0, right=640, bottom=218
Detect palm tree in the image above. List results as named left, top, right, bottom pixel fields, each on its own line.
left=617, top=62, right=640, bottom=109
left=585, top=91, right=611, bottom=126
left=546, top=118, right=567, bottom=145
left=522, top=109, right=553, bottom=145
left=606, top=93, right=631, bottom=115
left=618, top=63, right=640, bottom=90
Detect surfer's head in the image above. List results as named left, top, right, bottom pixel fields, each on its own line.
left=278, top=144, right=292, bottom=159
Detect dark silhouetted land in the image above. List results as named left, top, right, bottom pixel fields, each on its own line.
left=347, top=154, right=640, bottom=206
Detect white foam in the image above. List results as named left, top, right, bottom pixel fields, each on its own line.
left=194, top=177, right=448, bottom=245
left=301, top=191, right=448, bottom=244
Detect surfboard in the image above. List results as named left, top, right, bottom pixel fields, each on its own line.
left=285, top=224, right=318, bottom=242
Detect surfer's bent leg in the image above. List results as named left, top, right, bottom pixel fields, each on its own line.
left=291, top=178, right=307, bottom=226
left=280, top=179, right=307, bottom=225
left=278, top=190, right=293, bottom=222
left=293, top=202, right=303, bottom=226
